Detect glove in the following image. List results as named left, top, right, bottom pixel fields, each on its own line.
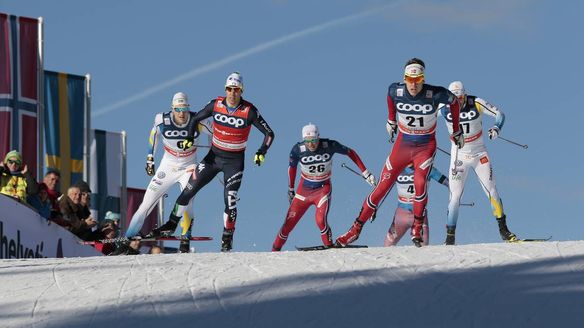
left=145, top=155, right=155, bottom=176
left=254, top=150, right=265, bottom=166
left=287, top=188, right=295, bottom=204
left=362, top=169, right=376, bottom=187
left=386, top=120, right=397, bottom=142
left=452, top=125, right=465, bottom=149
left=488, top=126, right=500, bottom=140
left=177, top=137, right=194, bottom=150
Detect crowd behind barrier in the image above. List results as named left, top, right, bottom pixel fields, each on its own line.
left=0, top=150, right=129, bottom=256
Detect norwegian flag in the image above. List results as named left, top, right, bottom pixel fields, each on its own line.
left=0, top=13, right=41, bottom=178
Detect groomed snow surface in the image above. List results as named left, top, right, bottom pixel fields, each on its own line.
left=1, top=241, right=583, bottom=328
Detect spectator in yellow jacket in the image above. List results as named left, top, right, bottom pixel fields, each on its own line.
left=0, top=150, right=38, bottom=203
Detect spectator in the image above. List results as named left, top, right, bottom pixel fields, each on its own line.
left=0, top=150, right=38, bottom=203
left=59, top=185, right=96, bottom=238
left=74, top=180, right=92, bottom=220
left=149, top=245, right=163, bottom=254
left=42, top=170, right=61, bottom=219
left=59, top=185, right=81, bottom=229
left=93, top=213, right=121, bottom=255
left=27, top=183, right=52, bottom=219
left=70, top=180, right=97, bottom=240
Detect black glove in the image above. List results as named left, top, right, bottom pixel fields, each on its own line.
left=452, top=125, right=465, bottom=148
left=287, top=188, right=295, bottom=204
left=254, top=150, right=265, bottom=166
left=145, top=155, right=155, bottom=176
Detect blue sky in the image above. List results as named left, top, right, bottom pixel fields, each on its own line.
left=3, top=0, right=583, bottom=252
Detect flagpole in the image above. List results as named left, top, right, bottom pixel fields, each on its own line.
left=84, top=74, right=91, bottom=183
left=120, top=130, right=127, bottom=232
left=37, top=17, right=44, bottom=179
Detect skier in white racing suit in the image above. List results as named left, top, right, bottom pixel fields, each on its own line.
left=124, top=92, right=211, bottom=253
left=439, top=81, right=516, bottom=245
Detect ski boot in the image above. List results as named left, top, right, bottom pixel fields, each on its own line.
left=411, top=216, right=424, bottom=247
left=496, top=215, right=517, bottom=241
left=221, top=228, right=234, bottom=252
left=179, top=238, right=190, bottom=253
left=444, top=226, right=456, bottom=245
left=336, top=220, right=364, bottom=247
left=144, top=217, right=179, bottom=238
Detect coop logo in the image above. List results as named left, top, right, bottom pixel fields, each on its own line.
left=447, top=111, right=477, bottom=121
left=163, top=130, right=188, bottom=138
left=397, top=175, right=414, bottom=183
left=301, top=154, right=331, bottom=164
left=396, top=103, right=433, bottom=114
left=214, top=114, right=245, bottom=127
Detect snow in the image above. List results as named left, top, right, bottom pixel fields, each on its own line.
left=1, top=241, right=583, bottom=328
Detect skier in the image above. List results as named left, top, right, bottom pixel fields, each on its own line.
left=336, top=58, right=464, bottom=247
left=272, top=123, right=375, bottom=251
left=147, top=72, right=275, bottom=252
left=440, top=81, right=516, bottom=245
left=123, top=92, right=212, bottom=253
left=384, top=165, right=448, bottom=246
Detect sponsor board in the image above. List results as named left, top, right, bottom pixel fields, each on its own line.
left=0, top=195, right=102, bottom=259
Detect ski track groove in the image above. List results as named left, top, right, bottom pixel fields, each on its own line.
left=481, top=245, right=533, bottom=261
left=554, top=242, right=577, bottom=275
left=241, top=255, right=271, bottom=328
left=313, top=253, right=340, bottom=293
left=136, top=256, right=162, bottom=320
left=116, top=256, right=137, bottom=308
left=186, top=261, right=204, bottom=313
left=395, top=248, right=470, bottom=300
left=329, top=250, right=348, bottom=291
left=87, top=262, right=106, bottom=328
left=211, top=262, right=230, bottom=316
left=30, top=263, right=60, bottom=327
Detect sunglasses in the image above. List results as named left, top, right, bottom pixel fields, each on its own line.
left=7, top=159, right=21, bottom=165
left=226, top=87, right=242, bottom=93
left=304, top=138, right=319, bottom=144
left=173, top=107, right=189, bottom=112
left=404, top=75, right=424, bottom=84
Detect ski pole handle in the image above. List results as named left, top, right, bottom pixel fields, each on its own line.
left=498, top=136, right=528, bottom=149
left=461, top=202, right=475, bottom=207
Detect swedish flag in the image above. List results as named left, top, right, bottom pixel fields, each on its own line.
left=44, top=71, right=86, bottom=189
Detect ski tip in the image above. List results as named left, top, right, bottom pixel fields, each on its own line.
left=507, top=236, right=552, bottom=243
left=295, top=244, right=368, bottom=251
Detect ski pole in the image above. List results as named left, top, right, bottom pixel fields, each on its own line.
left=341, top=163, right=383, bottom=222
left=498, top=136, right=528, bottom=149
left=451, top=146, right=463, bottom=176
left=341, top=163, right=364, bottom=179
left=437, top=146, right=450, bottom=156
left=461, top=202, right=475, bottom=207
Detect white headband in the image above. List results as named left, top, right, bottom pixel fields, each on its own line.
left=404, top=63, right=425, bottom=77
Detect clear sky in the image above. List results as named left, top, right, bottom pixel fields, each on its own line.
left=3, top=0, right=583, bottom=252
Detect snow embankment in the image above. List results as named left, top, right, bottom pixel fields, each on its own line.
left=1, top=241, right=583, bottom=328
